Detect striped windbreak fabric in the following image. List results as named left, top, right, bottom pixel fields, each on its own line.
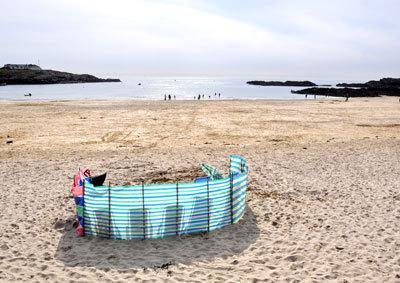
left=82, top=155, right=248, bottom=239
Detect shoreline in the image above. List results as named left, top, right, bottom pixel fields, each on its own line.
left=0, top=95, right=378, bottom=103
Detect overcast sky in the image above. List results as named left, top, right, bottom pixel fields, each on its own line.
left=1, top=0, right=399, bottom=79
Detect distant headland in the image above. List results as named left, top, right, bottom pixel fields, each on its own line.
left=0, top=64, right=121, bottom=85
left=292, top=78, right=400, bottom=97
left=247, top=80, right=317, bottom=87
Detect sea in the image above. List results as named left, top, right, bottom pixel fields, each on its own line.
left=0, top=75, right=338, bottom=101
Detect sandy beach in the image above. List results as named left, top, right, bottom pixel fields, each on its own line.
left=0, top=97, right=399, bottom=282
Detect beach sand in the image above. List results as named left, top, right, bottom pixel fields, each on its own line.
left=0, top=97, right=399, bottom=282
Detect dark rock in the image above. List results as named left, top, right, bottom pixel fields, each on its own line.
left=3, top=64, right=41, bottom=70
left=0, top=68, right=121, bottom=85
left=247, top=80, right=317, bottom=87
left=153, top=261, right=173, bottom=270
left=6, top=140, right=13, bottom=144
left=292, top=86, right=400, bottom=97
left=294, top=77, right=400, bottom=97
left=337, top=78, right=400, bottom=88
left=272, top=221, right=278, bottom=226
left=336, top=82, right=367, bottom=88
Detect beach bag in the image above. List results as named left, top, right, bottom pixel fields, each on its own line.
left=71, top=168, right=91, bottom=236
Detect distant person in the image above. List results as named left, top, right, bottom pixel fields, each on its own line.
left=164, top=94, right=167, bottom=101
left=345, top=93, right=349, bottom=102
left=194, top=96, right=196, bottom=100
left=218, top=93, right=221, bottom=99
left=174, top=95, right=176, bottom=100
left=198, top=94, right=201, bottom=100
left=209, top=95, right=211, bottom=99
left=215, top=92, right=217, bottom=97
left=305, top=94, right=308, bottom=99
left=168, top=94, right=171, bottom=100
left=314, top=94, right=316, bottom=99
left=202, top=94, right=204, bottom=99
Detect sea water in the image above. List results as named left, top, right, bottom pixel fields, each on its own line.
left=0, top=76, right=334, bottom=101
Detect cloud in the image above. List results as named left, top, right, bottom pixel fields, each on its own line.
left=0, top=0, right=399, bottom=78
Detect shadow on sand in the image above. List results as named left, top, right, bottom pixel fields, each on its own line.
left=55, top=206, right=259, bottom=270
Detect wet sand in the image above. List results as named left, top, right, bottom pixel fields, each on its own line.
left=0, top=97, right=399, bottom=282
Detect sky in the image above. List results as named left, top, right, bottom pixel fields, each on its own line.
left=1, top=0, right=399, bottom=80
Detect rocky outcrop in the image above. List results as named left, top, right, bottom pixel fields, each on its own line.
left=336, top=83, right=366, bottom=88
left=247, top=80, right=317, bottom=87
left=0, top=68, right=121, bottom=85
left=3, top=64, right=42, bottom=71
left=337, top=78, right=400, bottom=88
left=292, top=78, right=400, bottom=97
left=292, top=87, right=381, bottom=97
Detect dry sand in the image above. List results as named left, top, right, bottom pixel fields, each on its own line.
left=0, top=97, right=399, bottom=282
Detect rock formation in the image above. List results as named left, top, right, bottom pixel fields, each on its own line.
left=247, top=80, right=317, bottom=87
left=0, top=68, right=121, bottom=85
left=293, top=78, right=400, bottom=97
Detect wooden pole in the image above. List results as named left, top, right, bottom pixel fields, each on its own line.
left=176, top=183, right=179, bottom=236
left=108, top=182, right=111, bottom=239
left=82, top=180, right=85, bottom=236
left=230, top=173, right=233, bottom=224
left=142, top=182, right=146, bottom=240
left=207, top=178, right=210, bottom=233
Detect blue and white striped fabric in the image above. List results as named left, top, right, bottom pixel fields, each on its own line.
left=82, top=155, right=248, bottom=239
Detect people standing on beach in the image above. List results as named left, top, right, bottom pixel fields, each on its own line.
left=198, top=94, right=201, bottom=100
left=168, top=94, right=171, bottom=100
left=209, top=95, right=211, bottom=99
left=305, top=94, right=308, bottom=99
left=345, top=93, right=349, bottom=102
left=218, top=93, right=221, bottom=99
left=202, top=94, right=204, bottom=99
left=164, top=94, right=166, bottom=101
left=174, top=95, right=176, bottom=100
